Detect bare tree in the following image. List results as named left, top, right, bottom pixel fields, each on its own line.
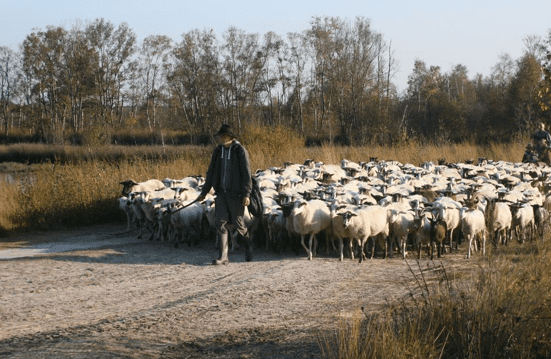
left=0, top=46, right=21, bottom=136
left=139, top=34, right=172, bottom=130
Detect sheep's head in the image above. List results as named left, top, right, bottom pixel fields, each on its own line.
left=120, top=179, right=139, bottom=196
left=339, top=210, right=358, bottom=228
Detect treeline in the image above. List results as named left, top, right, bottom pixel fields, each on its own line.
left=1, top=16, right=551, bottom=146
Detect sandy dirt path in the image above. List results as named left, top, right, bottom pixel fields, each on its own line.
left=0, top=224, right=471, bottom=358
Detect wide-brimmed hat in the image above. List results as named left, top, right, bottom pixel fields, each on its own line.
left=214, top=124, right=237, bottom=138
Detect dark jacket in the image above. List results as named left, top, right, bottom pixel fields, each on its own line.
left=533, top=130, right=551, bottom=144
left=200, top=140, right=252, bottom=198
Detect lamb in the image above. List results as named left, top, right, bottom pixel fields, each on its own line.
left=341, top=205, right=390, bottom=262
left=119, top=179, right=165, bottom=196
left=291, top=199, right=332, bottom=260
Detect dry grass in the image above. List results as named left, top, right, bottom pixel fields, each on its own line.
left=319, top=240, right=551, bottom=359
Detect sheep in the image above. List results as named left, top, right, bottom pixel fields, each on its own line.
left=430, top=216, right=447, bottom=259
left=461, top=206, right=487, bottom=259
left=411, top=211, right=433, bottom=259
left=169, top=200, right=205, bottom=247
left=266, top=207, right=287, bottom=253
left=510, top=202, right=535, bottom=243
left=329, top=201, right=355, bottom=261
left=137, top=188, right=177, bottom=241
left=260, top=196, right=279, bottom=250
left=485, top=198, right=512, bottom=246
left=291, top=199, right=332, bottom=260
left=127, top=191, right=151, bottom=239
left=433, top=197, right=462, bottom=252
left=388, top=209, right=416, bottom=259
left=118, top=196, right=135, bottom=231
left=533, top=204, right=550, bottom=240
left=173, top=186, right=200, bottom=202
left=120, top=179, right=165, bottom=196
left=341, top=205, right=390, bottom=262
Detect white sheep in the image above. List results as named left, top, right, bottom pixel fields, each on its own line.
left=119, top=179, right=165, bottom=196
left=461, top=207, right=486, bottom=259
left=330, top=202, right=355, bottom=261
left=411, top=211, right=433, bottom=259
left=169, top=200, right=205, bottom=247
left=510, top=202, right=535, bottom=243
left=291, top=199, right=332, bottom=260
left=388, top=209, right=416, bottom=259
left=118, top=196, right=135, bottom=231
left=341, top=205, right=390, bottom=262
left=485, top=198, right=512, bottom=246
left=433, top=197, right=462, bottom=252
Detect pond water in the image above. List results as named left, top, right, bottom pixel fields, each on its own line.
left=0, top=171, right=36, bottom=188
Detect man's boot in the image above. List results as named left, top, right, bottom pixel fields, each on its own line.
left=243, top=233, right=253, bottom=262
left=213, top=232, right=229, bottom=265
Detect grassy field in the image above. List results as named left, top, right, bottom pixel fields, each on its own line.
left=0, top=126, right=530, bottom=235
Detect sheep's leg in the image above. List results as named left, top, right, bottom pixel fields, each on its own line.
left=266, top=226, right=272, bottom=251
left=482, top=231, right=486, bottom=256
left=349, top=238, right=356, bottom=260
left=125, top=213, right=132, bottom=231
left=300, top=234, right=311, bottom=260
left=147, top=222, right=158, bottom=241
left=370, top=236, right=376, bottom=260
left=309, top=233, right=316, bottom=260
left=401, top=236, right=408, bottom=259
left=387, top=236, right=395, bottom=258
left=466, top=235, right=473, bottom=259
left=338, top=236, right=344, bottom=261
left=358, top=237, right=368, bottom=263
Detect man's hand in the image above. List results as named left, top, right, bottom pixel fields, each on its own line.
left=242, top=196, right=250, bottom=207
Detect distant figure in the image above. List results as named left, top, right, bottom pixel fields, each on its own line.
left=522, top=143, right=538, bottom=163
left=533, top=123, right=551, bottom=151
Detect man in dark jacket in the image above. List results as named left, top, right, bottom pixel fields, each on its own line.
left=533, top=122, right=551, bottom=163
left=196, top=124, right=253, bottom=265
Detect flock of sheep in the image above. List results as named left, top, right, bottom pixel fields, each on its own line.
left=118, top=157, right=551, bottom=262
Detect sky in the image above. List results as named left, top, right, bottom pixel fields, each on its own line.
left=2, top=0, right=551, bottom=93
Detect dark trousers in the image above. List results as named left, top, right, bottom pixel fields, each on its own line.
left=215, top=193, right=248, bottom=237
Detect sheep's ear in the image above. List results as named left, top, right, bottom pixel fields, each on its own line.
left=348, top=211, right=358, bottom=217
left=298, top=201, right=308, bottom=208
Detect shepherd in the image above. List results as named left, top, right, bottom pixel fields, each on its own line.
left=196, top=124, right=253, bottom=265
left=532, top=122, right=551, bottom=164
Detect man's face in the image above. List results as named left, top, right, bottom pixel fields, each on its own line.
left=218, top=134, right=233, bottom=146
